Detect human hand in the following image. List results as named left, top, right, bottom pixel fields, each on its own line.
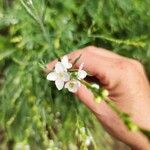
left=47, top=46, right=150, bottom=150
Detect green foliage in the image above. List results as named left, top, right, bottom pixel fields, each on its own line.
left=0, top=0, right=149, bottom=149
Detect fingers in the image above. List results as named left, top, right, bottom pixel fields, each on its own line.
left=67, top=48, right=118, bottom=86
left=75, top=84, right=111, bottom=116
left=68, top=49, right=107, bottom=79
left=75, top=84, right=122, bottom=133
left=75, top=84, right=97, bottom=111
left=46, top=46, right=121, bottom=70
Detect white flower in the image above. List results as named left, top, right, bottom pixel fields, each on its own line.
left=65, top=80, right=81, bottom=93
left=47, top=56, right=88, bottom=93
left=77, top=63, right=87, bottom=80
left=47, top=62, right=70, bottom=90
left=85, top=135, right=93, bottom=146
left=61, top=55, right=72, bottom=70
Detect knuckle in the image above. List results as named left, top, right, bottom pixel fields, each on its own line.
left=115, top=58, right=145, bottom=77
left=116, top=59, right=130, bottom=69
left=115, top=59, right=135, bottom=73
left=130, top=59, right=144, bottom=70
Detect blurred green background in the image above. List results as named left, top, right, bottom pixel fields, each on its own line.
left=0, top=0, right=150, bottom=149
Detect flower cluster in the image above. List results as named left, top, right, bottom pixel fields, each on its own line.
left=47, top=56, right=87, bottom=93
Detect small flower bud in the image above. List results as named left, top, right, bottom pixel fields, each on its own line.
left=91, top=83, right=100, bottom=89
left=95, top=96, right=103, bottom=103
left=102, top=89, right=109, bottom=98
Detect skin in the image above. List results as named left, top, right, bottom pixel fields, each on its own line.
left=47, top=46, right=150, bottom=150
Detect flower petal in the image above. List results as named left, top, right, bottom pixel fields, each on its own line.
left=55, top=62, right=66, bottom=73
left=79, top=63, right=84, bottom=71
left=78, top=70, right=87, bottom=79
left=55, top=79, right=64, bottom=90
left=65, top=80, right=80, bottom=93
left=61, top=55, right=68, bottom=64
left=47, top=72, right=57, bottom=81
left=69, top=81, right=80, bottom=93
left=63, top=72, right=70, bottom=81
left=67, top=63, right=72, bottom=69
left=64, top=81, right=70, bottom=89
left=61, top=55, right=72, bottom=69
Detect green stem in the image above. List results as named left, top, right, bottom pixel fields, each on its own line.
left=88, top=35, right=146, bottom=48
left=80, top=79, right=92, bottom=89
